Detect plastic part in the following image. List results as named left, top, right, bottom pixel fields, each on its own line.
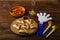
left=43, top=21, right=52, bottom=34
left=37, top=13, right=52, bottom=23
left=29, top=10, right=36, bottom=15
left=52, top=25, right=57, bottom=30
left=46, top=25, right=57, bottom=38
left=36, top=23, right=44, bottom=36
left=46, top=29, right=54, bottom=38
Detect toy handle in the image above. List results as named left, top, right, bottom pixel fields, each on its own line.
left=36, top=23, right=44, bottom=36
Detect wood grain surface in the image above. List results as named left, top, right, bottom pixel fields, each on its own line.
left=0, top=1, right=60, bottom=40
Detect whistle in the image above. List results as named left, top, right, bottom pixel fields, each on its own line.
left=43, top=21, right=52, bottom=34
left=46, top=25, right=57, bottom=38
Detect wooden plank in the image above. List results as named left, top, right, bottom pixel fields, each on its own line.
left=0, top=1, right=60, bottom=40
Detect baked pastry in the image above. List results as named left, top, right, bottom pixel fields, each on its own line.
left=10, top=6, right=25, bottom=17
left=10, top=16, right=37, bottom=35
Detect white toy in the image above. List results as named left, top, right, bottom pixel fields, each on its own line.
left=36, top=12, right=52, bottom=36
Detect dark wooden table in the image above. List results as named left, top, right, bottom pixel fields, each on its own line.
left=0, top=1, right=60, bottom=40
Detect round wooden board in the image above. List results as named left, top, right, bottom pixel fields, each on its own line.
left=10, top=17, right=38, bottom=35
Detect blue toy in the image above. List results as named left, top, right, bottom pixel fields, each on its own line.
left=36, top=12, right=52, bottom=36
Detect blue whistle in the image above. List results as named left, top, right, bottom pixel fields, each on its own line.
left=36, top=23, right=44, bottom=36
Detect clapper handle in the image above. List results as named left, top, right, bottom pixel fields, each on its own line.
left=36, top=23, right=44, bottom=36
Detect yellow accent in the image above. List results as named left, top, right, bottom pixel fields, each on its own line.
left=52, top=25, right=57, bottom=30
left=29, top=10, right=36, bottom=15
left=48, top=21, right=52, bottom=27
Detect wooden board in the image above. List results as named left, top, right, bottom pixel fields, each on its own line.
left=0, top=1, right=60, bottom=40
